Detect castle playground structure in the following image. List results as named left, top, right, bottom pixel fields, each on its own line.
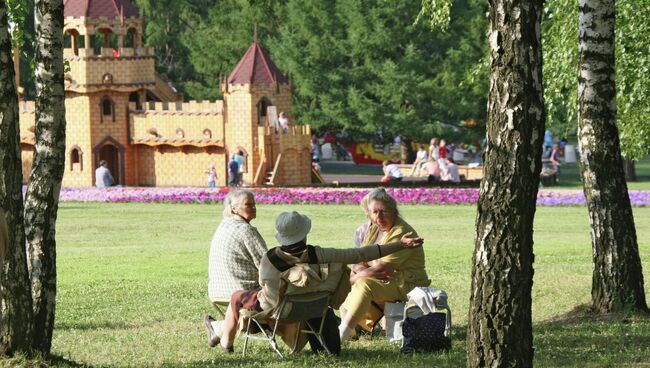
left=18, top=0, right=312, bottom=187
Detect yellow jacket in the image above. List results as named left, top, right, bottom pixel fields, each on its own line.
left=361, top=217, right=430, bottom=293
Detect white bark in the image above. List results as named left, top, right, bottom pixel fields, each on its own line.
left=24, top=0, right=66, bottom=354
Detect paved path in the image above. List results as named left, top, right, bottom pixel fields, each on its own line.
left=319, top=161, right=428, bottom=184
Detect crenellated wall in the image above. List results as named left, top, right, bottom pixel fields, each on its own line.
left=130, top=101, right=225, bottom=141
left=65, top=53, right=155, bottom=92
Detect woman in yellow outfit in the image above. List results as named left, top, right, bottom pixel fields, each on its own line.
left=339, top=187, right=430, bottom=342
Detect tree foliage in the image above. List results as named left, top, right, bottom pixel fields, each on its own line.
left=543, top=0, right=650, bottom=159
left=137, top=0, right=488, bottom=142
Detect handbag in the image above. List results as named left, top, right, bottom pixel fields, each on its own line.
left=400, top=306, right=451, bottom=353
left=385, top=302, right=425, bottom=343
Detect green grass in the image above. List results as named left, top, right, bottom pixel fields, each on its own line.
left=4, top=202, right=650, bottom=367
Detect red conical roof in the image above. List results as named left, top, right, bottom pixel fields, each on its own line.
left=64, top=0, right=139, bottom=18
left=227, top=42, right=288, bottom=85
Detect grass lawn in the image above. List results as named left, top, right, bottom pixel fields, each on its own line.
left=5, top=202, right=650, bottom=367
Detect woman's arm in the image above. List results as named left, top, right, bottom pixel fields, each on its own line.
left=350, top=262, right=395, bottom=284
left=315, top=232, right=423, bottom=265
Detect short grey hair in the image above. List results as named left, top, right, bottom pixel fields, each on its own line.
left=366, top=187, right=399, bottom=217
left=223, top=189, right=255, bottom=219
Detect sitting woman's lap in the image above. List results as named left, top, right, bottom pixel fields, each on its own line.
left=342, top=277, right=405, bottom=321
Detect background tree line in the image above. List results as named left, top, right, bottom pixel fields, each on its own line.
left=14, top=0, right=648, bottom=160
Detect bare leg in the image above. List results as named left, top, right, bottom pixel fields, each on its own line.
left=220, top=306, right=237, bottom=349
left=339, top=311, right=359, bottom=343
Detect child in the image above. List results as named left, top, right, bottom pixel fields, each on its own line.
left=205, top=164, right=217, bottom=188
left=381, top=160, right=404, bottom=183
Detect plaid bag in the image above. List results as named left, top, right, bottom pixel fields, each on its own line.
left=400, top=310, right=451, bottom=353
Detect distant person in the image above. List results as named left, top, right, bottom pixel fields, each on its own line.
left=113, top=48, right=119, bottom=58
left=412, top=144, right=428, bottom=175
left=205, top=164, right=217, bottom=188
left=381, top=160, right=404, bottom=183
left=438, top=139, right=448, bottom=166
left=441, top=158, right=460, bottom=183
left=311, top=138, right=321, bottom=162
left=234, top=150, right=245, bottom=186
left=549, top=144, right=562, bottom=175
left=278, top=111, right=289, bottom=133
left=425, top=158, right=441, bottom=183
left=429, top=137, right=440, bottom=162
left=227, top=154, right=239, bottom=187
left=544, top=129, right=553, bottom=157
left=95, top=160, right=114, bottom=188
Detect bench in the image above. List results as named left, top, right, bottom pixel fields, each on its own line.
left=394, top=164, right=484, bottom=181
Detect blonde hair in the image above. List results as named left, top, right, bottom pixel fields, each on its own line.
left=223, top=189, right=254, bottom=219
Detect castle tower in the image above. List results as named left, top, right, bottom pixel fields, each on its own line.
left=61, top=0, right=152, bottom=187
left=221, top=41, right=296, bottom=185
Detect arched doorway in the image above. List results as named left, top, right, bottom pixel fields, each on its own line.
left=99, top=144, right=119, bottom=184
left=257, top=97, right=273, bottom=126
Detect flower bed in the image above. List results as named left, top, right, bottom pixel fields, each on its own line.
left=57, top=187, right=650, bottom=206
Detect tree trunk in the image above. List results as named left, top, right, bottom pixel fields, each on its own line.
left=622, top=158, right=636, bottom=182
left=577, top=0, right=647, bottom=313
left=0, top=1, right=34, bottom=356
left=467, top=1, right=544, bottom=367
left=400, top=138, right=414, bottom=164
left=24, top=0, right=66, bottom=354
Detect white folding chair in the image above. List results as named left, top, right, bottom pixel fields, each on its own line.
left=241, top=291, right=332, bottom=358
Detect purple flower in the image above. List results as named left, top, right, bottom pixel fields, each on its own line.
left=56, top=186, right=650, bottom=207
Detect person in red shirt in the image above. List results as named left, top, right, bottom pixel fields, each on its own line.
left=438, top=139, right=447, bottom=160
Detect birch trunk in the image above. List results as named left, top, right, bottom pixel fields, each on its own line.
left=24, top=0, right=66, bottom=354
left=577, top=0, right=647, bottom=313
left=0, top=0, right=34, bottom=355
left=467, top=0, right=544, bottom=367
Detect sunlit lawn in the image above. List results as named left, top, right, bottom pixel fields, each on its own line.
left=6, top=202, right=649, bottom=367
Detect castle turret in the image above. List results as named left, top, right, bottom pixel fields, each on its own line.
left=222, top=41, right=305, bottom=185
left=61, top=0, right=152, bottom=186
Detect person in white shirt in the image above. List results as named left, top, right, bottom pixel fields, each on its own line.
left=441, top=158, right=460, bottom=183
left=95, top=160, right=114, bottom=188
left=278, top=111, right=289, bottom=133
left=381, top=160, right=404, bottom=183
left=411, top=144, right=429, bottom=175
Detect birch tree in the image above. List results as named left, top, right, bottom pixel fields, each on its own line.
left=0, top=0, right=33, bottom=355
left=467, top=0, right=544, bottom=366
left=23, top=0, right=66, bottom=354
left=577, top=0, right=647, bottom=313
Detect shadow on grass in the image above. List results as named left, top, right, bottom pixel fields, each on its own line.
left=0, top=354, right=92, bottom=368
left=534, top=305, right=650, bottom=367
left=56, top=321, right=133, bottom=331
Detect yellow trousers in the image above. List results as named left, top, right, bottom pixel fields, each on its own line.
left=342, top=277, right=408, bottom=325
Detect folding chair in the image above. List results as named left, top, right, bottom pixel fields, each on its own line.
left=241, top=291, right=332, bottom=358
left=211, top=298, right=230, bottom=318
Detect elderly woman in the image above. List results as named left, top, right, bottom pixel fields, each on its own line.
left=205, top=189, right=267, bottom=341
left=339, top=187, right=430, bottom=342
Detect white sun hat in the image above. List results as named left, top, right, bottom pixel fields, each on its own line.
left=275, top=211, right=312, bottom=246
